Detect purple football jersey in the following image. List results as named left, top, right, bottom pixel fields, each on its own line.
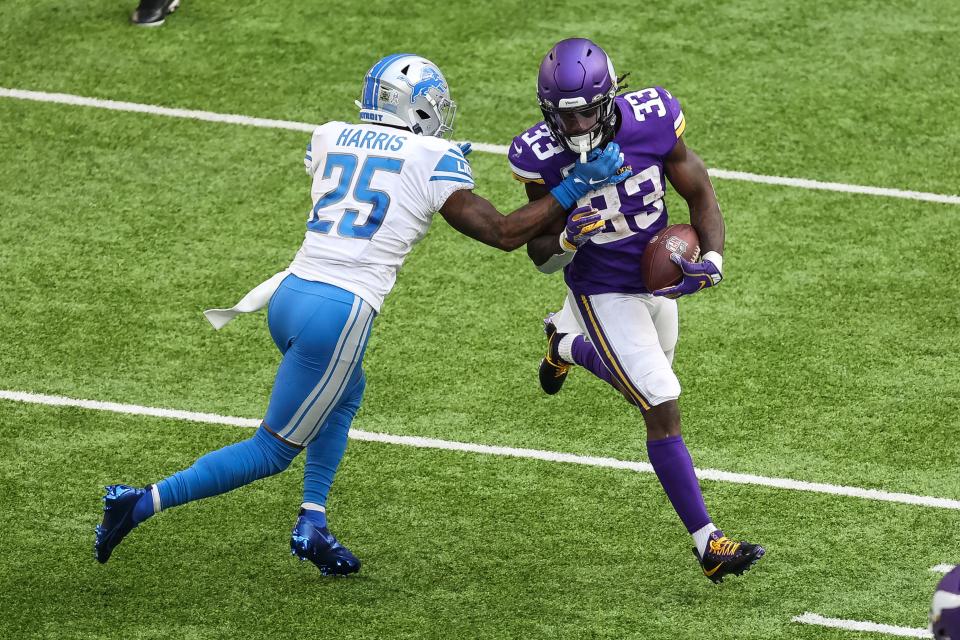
left=509, top=86, right=687, bottom=295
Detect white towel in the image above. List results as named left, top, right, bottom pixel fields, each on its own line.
left=203, top=270, right=290, bottom=330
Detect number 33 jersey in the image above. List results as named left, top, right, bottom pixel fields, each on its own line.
left=289, top=122, right=474, bottom=312
left=509, top=86, right=686, bottom=295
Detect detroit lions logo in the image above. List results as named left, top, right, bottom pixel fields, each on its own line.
left=400, top=66, right=447, bottom=103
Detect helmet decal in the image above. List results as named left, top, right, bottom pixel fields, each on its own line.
left=400, top=66, right=448, bottom=103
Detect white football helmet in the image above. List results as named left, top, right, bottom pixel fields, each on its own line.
left=357, top=54, right=457, bottom=138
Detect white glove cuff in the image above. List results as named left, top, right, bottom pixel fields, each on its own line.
left=702, top=250, right=723, bottom=275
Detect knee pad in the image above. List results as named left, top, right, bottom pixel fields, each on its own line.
left=637, top=367, right=681, bottom=406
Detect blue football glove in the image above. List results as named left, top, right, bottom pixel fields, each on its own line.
left=458, top=142, right=472, bottom=157
left=653, top=253, right=723, bottom=298
left=550, top=143, right=632, bottom=210
left=559, top=206, right=604, bottom=251
left=571, top=143, right=631, bottom=185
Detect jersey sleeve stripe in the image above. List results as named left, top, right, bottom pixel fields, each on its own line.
left=512, top=173, right=545, bottom=184
left=429, top=175, right=474, bottom=184
left=674, top=112, right=686, bottom=138
left=432, top=170, right=473, bottom=180
left=508, top=161, right=544, bottom=182
left=440, top=151, right=468, bottom=166
left=434, top=152, right=473, bottom=181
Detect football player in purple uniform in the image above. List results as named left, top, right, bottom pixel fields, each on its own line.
left=932, top=566, right=960, bottom=640
left=509, top=38, right=764, bottom=583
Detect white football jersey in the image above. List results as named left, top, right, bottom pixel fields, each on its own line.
left=288, top=121, right=474, bottom=311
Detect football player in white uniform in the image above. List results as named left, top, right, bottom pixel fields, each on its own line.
left=94, top=53, right=630, bottom=575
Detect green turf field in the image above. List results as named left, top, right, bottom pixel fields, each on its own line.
left=1, top=1, right=959, bottom=638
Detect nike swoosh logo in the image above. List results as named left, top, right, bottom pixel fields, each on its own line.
left=588, top=177, right=605, bottom=186
left=513, top=143, right=522, bottom=155
left=704, top=563, right=723, bottom=577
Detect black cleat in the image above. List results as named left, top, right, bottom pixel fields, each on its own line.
left=539, top=313, right=572, bottom=395
left=94, top=484, right=147, bottom=563
left=131, top=0, right=180, bottom=27
left=290, top=510, right=361, bottom=576
left=694, top=531, right=765, bottom=584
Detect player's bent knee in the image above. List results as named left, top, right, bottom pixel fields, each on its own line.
left=254, top=425, right=302, bottom=472
left=638, top=368, right=681, bottom=407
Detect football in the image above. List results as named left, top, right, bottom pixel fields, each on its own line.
left=640, top=224, right=701, bottom=291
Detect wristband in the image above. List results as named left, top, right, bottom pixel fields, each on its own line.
left=559, top=233, right=578, bottom=253
left=702, top=250, right=723, bottom=275
left=550, top=176, right=587, bottom=211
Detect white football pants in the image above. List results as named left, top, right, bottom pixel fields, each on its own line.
left=552, top=289, right=680, bottom=409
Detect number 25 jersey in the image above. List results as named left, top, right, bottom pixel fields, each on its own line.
left=290, top=122, right=475, bottom=312
left=509, top=86, right=686, bottom=296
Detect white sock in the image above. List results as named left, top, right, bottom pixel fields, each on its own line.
left=693, top=523, right=719, bottom=556
left=301, top=502, right=326, bottom=513
left=557, top=333, right=577, bottom=364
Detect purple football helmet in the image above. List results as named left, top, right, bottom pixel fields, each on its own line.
left=932, top=566, right=960, bottom=640
left=537, top=38, right=619, bottom=156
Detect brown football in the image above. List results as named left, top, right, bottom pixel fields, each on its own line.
left=640, top=224, right=701, bottom=291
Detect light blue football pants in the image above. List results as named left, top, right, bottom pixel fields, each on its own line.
left=155, top=274, right=374, bottom=514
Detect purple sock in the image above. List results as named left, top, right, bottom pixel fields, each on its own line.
left=570, top=335, right=614, bottom=385
left=646, top=435, right=711, bottom=533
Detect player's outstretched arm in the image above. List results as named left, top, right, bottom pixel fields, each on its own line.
left=439, top=188, right=567, bottom=252
left=440, top=142, right=628, bottom=252
left=523, top=182, right=569, bottom=268
left=521, top=144, right=632, bottom=272
left=523, top=191, right=605, bottom=273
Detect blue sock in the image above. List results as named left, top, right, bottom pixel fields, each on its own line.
left=132, top=487, right=155, bottom=524
left=301, top=506, right=328, bottom=528
left=155, top=426, right=300, bottom=510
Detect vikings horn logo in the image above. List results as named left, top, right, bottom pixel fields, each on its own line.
left=400, top=66, right=447, bottom=103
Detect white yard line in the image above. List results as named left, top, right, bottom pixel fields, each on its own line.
left=3, top=86, right=959, bottom=206
left=708, top=169, right=960, bottom=205
left=793, top=613, right=931, bottom=638
left=932, top=564, right=956, bottom=574
left=0, top=87, right=315, bottom=133
left=3, top=389, right=960, bottom=511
